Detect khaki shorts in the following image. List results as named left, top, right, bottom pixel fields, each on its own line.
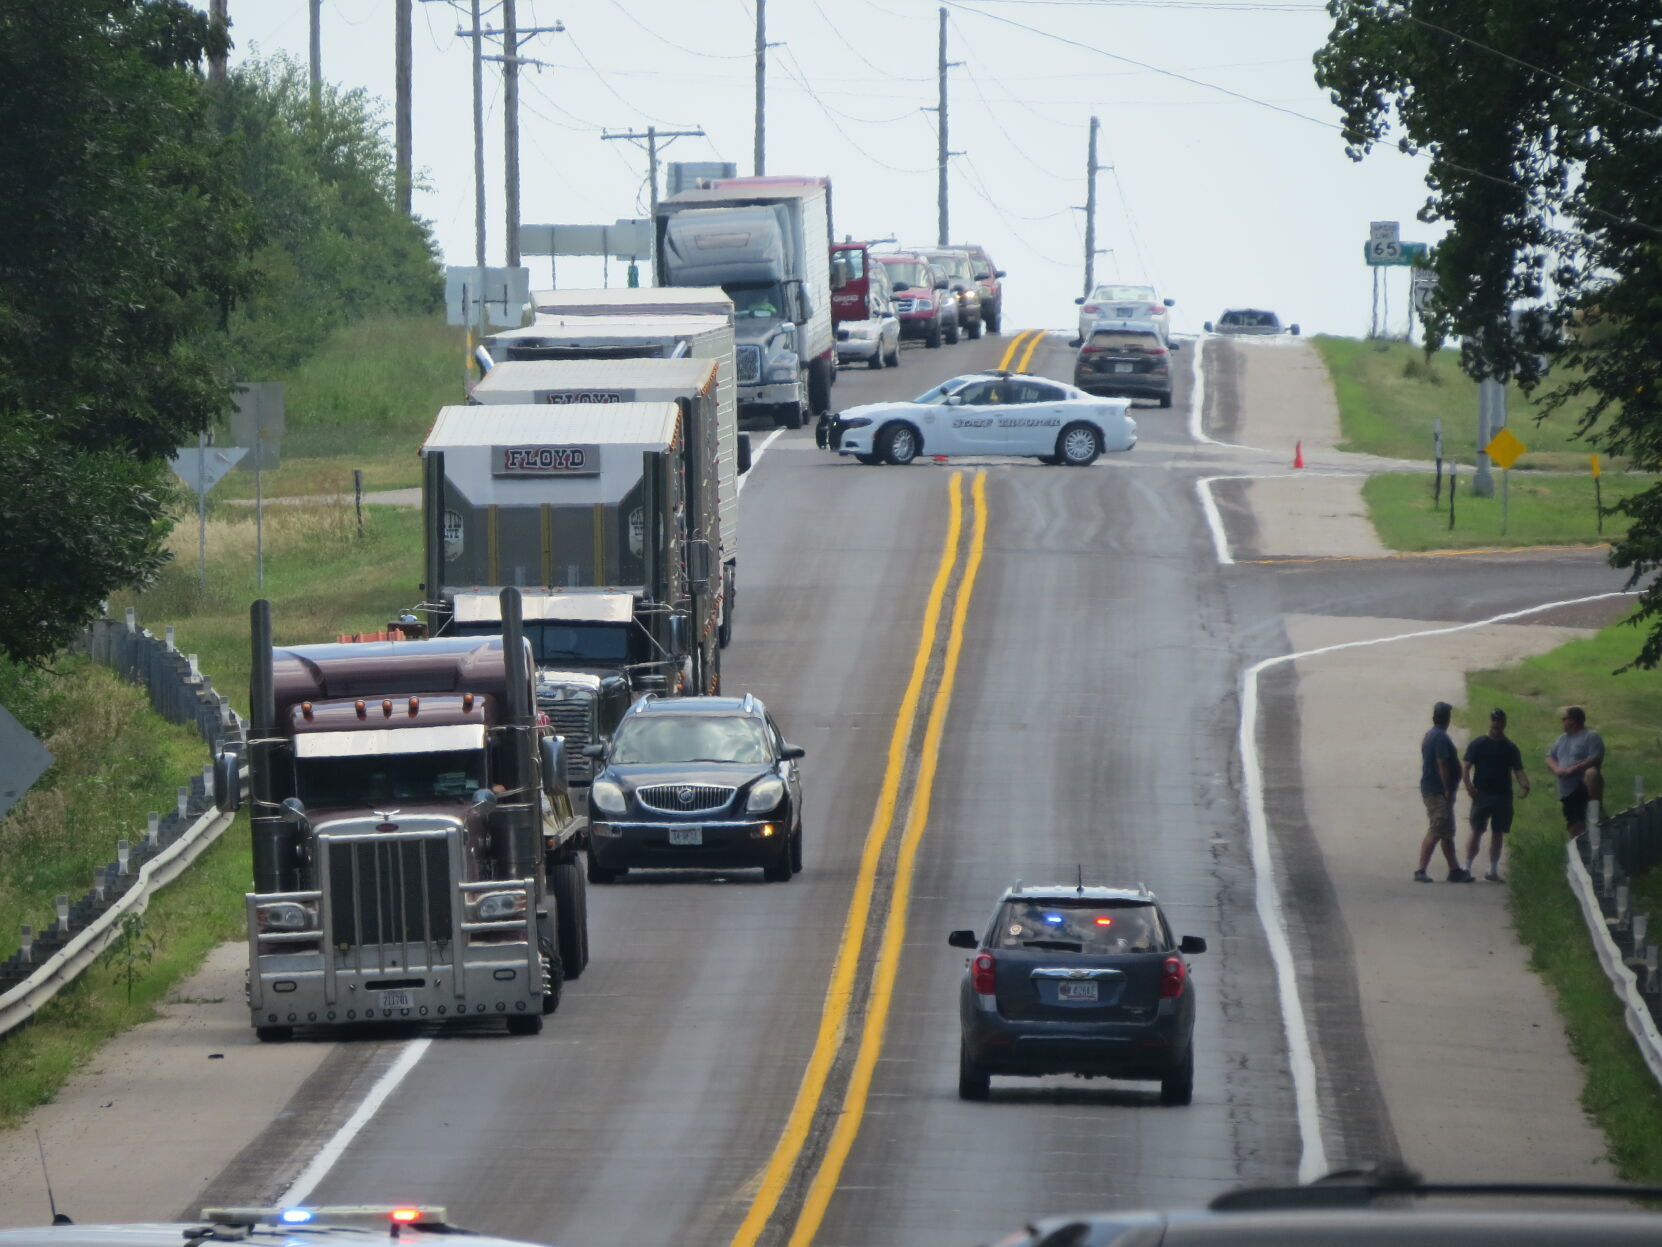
left=1423, top=792, right=1455, bottom=840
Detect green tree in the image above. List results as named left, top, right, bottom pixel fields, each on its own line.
left=1316, top=2, right=1662, bottom=664
left=217, top=58, right=442, bottom=376
left=0, top=0, right=256, bottom=665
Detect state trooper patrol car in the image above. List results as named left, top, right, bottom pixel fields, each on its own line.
left=0, top=1205, right=555, bottom=1245
left=823, top=371, right=1136, bottom=466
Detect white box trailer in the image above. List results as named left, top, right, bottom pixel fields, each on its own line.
left=469, top=357, right=740, bottom=648
left=531, top=286, right=733, bottom=319
left=421, top=402, right=721, bottom=696
left=476, top=321, right=740, bottom=637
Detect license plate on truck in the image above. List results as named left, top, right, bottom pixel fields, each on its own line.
left=1058, top=981, right=1099, bottom=1002
left=669, top=827, right=703, bottom=846
left=380, top=990, right=413, bottom=1009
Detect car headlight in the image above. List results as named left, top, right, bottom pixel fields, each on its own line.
left=840, top=416, right=872, bottom=429
left=589, top=779, right=627, bottom=814
left=470, top=890, right=527, bottom=922
left=746, top=776, right=787, bottom=813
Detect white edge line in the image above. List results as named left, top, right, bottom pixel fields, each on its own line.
left=1196, top=470, right=1376, bottom=568
left=1185, top=332, right=1260, bottom=452
left=278, top=1036, right=433, bottom=1205
left=735, top=428, right=785, bottom=499
left=1241, top=589, right=1636, bottom=1182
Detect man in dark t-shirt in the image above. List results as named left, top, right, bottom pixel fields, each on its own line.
left=1462, top=707, right=1531, bottom=881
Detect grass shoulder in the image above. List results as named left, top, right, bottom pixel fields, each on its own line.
left=1466, top=622, right=1662, bottom=1181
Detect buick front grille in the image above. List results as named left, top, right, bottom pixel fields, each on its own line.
left=637, top=783, right=736, bottom=813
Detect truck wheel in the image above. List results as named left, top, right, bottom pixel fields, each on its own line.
left=586, top=853, right=622, bottom=884
left=1057, top=422, right=1101, bottom=466
left=926, top=319, right=942, bottom=349
left=553, top=859, right=588, bottom=980
left=507, top=1012, right=543, bottom=1036
left=854, top=453, right=883, bottom=466
left=808, top=358, right=833, bottom=415
left=762, top=844, right=793, bottom=883
left=968, top=316, right=984, bottom=340
left=885, top=338, right=901, bottom=367
left=538, top=934, right=563, bottom=1015
left=717, top=569, right=734, bottom=649
left=780, top=402, right=805, bottom=430
left=879, top=423, right=919, bottom=466
left=945, top=318, right=961, bottom=345
left=1160, top=1047, right=1195, bottom=1105
left=868, top=347, right=884, bottom=371
left=985, top=303, right=1001, bottom=334
left=255, top=1025, right=293, bottom=1044
left=791, top=823, right=803, bottom=873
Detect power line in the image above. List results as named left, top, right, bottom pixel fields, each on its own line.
left=806, top=0, right=935, bottom=83
left=563, top=28, right=691, bottom=126
left=604, top=0, right=751, bottom=59
left=774, top=46, right=937, bottom=174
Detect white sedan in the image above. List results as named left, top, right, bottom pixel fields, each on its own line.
left=1074, top=284, right=1174, bottom=345
left=827, top=372, right=1136, bottom=466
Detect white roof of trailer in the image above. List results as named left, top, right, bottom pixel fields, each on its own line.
left=531, top=286, right=732, bottom=314
left=473, top=357, right=717, bottom=396
left=505, top=314, right=732, bottom=341
left=424, top=403, right=679, bottom=450
left=452, top=590, right=636, bottom=624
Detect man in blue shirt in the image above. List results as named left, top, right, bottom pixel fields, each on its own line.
left=1415, top=701, right=1470, bottom=882
left=1462, top=707, right=1530, bottom=881
left=1546, top=705, right=1605, bottom=840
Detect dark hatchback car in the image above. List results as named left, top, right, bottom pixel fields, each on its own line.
left=1074, top=319, right=1178, bottom=408
left=950, top=883, right=1204, bottom=1103
left=583, top=694, right=804, bottom=883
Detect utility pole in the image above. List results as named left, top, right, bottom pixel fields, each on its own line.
left=478, top=10, right=564, bottom=267
left=754, top=0, right=767, bottom=175
left=395, top=0, right=412, bottom=215
left=207, top=0, right=228, bottom=84
left=931, top=8, right=962, bottom=245
left=309, top=0, right=323, bottom=112
left=469, top=0, right=485, bottom=266
left=603, top=126, right=708, bottom=272
left=1083, top=115, right=1100, bottom=296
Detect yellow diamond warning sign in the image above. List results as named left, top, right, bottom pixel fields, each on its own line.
left=1485, top=427, right=1527, bottom=469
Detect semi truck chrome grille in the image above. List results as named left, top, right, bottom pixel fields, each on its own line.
left=326, top=834, right=453, bottom=955
left=636, top=783, right=735, bottom=813
left=538, top=698, right=595, bottom=781
left=735, top=344, right=762, bottom=384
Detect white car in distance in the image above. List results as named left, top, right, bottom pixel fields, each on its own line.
left=1074, top=284, right=1174, bottom=345
left=828, top=371, right=1136, bottom=466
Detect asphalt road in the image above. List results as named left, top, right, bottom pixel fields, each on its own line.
left=181, top=331, right=1632, bottom=1246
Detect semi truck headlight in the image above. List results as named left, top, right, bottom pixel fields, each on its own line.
left=590, top=780, right=627, bottom=814
left=256, top=901, right=317, bottom=933
left=471, top=890, right=527, bottom=922
left=746, top=777, right=786, bottom=813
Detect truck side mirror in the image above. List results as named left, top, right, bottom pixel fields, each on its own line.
left=1290, top=324, right=1301, bottom=336
left=1169, top=340, right=1182, bottom=351
left=782, top=744, right=805, bottom=760
left=540, top=736, right=569, bottom=797
left=213, top=750, right=242, bottom=814
left=794, top=322, right=809, bottom=365
left=470, top=788, right=498, bottom=812
left=737, top=432, right=753, bottom=475
left=280, top=796, right=309, bottom=827
left=582, top=743, right=607, bottom=760
left=1180, top=935, right=1207, bottom=955
left=995, top=269, right=1006, bottom=278
left=1203, top=321, right=1214, bottom=333
left=1074, top=296, right=1086, bottom=305
left=1164, top=298, right=1175, bottom=307
left=948, top=930, right=979, bottom=949
left=669, top=613, right=688, bottom=654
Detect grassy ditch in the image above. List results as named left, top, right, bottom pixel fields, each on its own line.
left=1312, top=335, right=1612, bottom=468
left=215, top=313, right=464, bottom=500
left=1466, top=622, right=1662, bottom=1182
left=1362, top=470, right=1643, bottom=551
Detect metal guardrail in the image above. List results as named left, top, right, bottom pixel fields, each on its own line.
left=0, top=613, right=246, bottom=1036
left=1569, top=797, right=1662, bottom=1089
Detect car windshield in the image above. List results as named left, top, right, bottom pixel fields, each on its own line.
left=296, top=749, right=487, bottom=807
left=912, top=377, right=973, bottom=404
left=1092, top=285, right=1156, bottom=302
left=882, top=260, right=931, bottom=288
left=609, top=715, right=772, bottom=765
left=931, top=255, right=971, bottom=278
left=1224, top=310, right=1276, bottom=327
left=455, top=620, right=633, bottom=664
left=992, top=899, right=1166, bottom=953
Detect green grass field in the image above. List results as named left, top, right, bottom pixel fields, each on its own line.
left=1313, top=335, right=1614, bottom=469
left=1466, top=623, right=1662, bottom=1182
left=1363, top=470, right=1644, bottom=550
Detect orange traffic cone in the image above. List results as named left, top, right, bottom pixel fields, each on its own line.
left=1293, top=440, right=1305, bottom=469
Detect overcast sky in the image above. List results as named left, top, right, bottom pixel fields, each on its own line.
left=226, top=0, right=1447, bottom=338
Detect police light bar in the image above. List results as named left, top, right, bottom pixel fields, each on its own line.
left=200, top=1205, right=449, bottom=1230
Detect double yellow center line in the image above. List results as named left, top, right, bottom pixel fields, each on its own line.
left=996, top=328, right=1048, bottom=373
left=727, top=470, right=990, bottom=1247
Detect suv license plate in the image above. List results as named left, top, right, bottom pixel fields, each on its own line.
left=669, top=827, right=703, bottom=846
left=380, top=990, right=413, bottom=1009
left=1058, top=981, right=1099, bottom=1002
left=1114, top=363, right=1133, bottom=373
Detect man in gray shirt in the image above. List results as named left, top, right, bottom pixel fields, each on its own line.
left=1546, top=705, right=1604, bottom=840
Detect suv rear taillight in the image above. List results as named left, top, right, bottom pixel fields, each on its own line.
left=1160, top=956, right=1187, bottom=999
left=1079, top=345, right=1106, bottom=355
left=1148, top=304, right=1163, bottom=316
left=1082, top=304, right=1099, bottom=314
left=970, top=952, right=997, bottom=995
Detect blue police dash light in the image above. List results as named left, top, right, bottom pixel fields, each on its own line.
left=1044, top=913, right=1064, bottom=925
left=279, top=1209, right=315, bottom=1224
